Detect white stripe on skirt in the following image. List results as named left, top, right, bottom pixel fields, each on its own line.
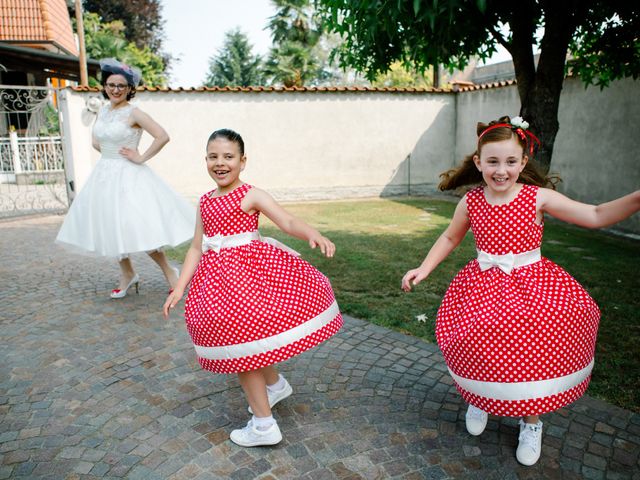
left=195, top=300, right=340, bottom=361
left=448, top=359, right=594, bottom=401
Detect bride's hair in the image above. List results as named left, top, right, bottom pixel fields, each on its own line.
left=100, top=71, right=137, bottom=101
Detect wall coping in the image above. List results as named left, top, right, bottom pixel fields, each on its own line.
left=68, top=80, right=517, bottom=95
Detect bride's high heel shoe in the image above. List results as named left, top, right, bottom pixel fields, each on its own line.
left=110, top=273, right=140, bottom=299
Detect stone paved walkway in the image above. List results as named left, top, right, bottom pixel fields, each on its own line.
left=1, top=215, right=639, bottom=480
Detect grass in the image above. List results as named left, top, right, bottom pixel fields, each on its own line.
left=167, top=196, right=640, bottom=412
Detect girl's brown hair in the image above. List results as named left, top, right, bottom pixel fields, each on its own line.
left=438, top=116, right=550, bottom=191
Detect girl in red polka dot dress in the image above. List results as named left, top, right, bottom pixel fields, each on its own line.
left=163, top=129, right=343, bottom=447
left=402, top=116, right=639, bottom=466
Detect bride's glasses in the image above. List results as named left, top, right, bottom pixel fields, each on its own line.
left=106, top=83, right=129, bottom=90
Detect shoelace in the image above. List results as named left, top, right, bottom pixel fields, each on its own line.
left=519, top=424, right=541, bottom=451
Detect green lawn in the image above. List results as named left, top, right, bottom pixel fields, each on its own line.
left=168, top=197, right=640, bottom=412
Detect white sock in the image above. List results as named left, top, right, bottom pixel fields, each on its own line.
left=252, top=415, right=275, bottom=431
left=267, top=374, right=286, bottom=393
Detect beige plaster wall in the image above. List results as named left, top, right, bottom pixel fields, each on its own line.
left=60, top=90, right=455, bottom=204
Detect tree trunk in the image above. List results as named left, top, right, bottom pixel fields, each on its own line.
left=510, top=2, right=585, bottom=174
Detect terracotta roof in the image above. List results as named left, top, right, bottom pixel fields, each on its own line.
left=70, top=85, right=453, bottom=94
left=0, top=0, right=78, bottom=56
left=452, top=79, right=517, bottom=92
left=69, top=81, right=517, bottom=94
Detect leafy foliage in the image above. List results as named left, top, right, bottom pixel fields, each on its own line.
left=82, top=0, right=165, bottom=52
left=264, top=0, right=328, bottom=86
left=78, top=12, right=168, bottom=87
left=568, top=2, right=640, bottom=88
left=371, top=61, right=433, bottom=88
left=204, top=29, right=264, bottom=87
left=316, top=0, right=497, bottom=81
left=316, top=0, right=640, bottom=172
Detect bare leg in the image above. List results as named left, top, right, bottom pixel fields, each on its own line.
left=262, top=365, right=279, bottom=386
left=238, top=369, right=272, bottom=418
left=117, top=258, right=136, bottom=290
left=524, top=415, right=540, bottom=424
left=147, top=250, right=179, bottom=289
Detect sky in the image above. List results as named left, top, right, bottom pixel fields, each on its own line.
left=161, top=0, right=277, bottom=88
left=160, top=0, right=513, bottom=88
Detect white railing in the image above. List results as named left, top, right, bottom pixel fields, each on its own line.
left=0, top=131, right=64, bottom=176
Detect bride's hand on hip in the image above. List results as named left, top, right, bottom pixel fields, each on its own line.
left=119, top=147, right=143, bottom=164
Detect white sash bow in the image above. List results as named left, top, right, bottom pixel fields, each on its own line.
left=477, top=248, right=541, bottom=275
left=202, top=231, right=300, bottom=256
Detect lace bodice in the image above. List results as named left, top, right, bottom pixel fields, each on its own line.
left=93, top=104, right=142, bottom=158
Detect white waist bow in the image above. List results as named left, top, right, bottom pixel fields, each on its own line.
left=477, top=248, right=541, bottom=274
left=202, top=231, right=300, bottom=256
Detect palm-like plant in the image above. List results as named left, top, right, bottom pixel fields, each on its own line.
left=265, top=0, right=324, bottom=87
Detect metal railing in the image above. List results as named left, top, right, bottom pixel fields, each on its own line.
left=0, top=85, right=68, bottom=216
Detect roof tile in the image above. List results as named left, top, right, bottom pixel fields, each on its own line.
left=1, top=0, right=77, bottom=55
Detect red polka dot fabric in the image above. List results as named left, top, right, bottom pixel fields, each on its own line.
left=436, top=184, right=600, bottom=417
left=184, top=184, right=343, bottom=374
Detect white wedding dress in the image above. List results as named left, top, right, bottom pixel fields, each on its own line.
left=56, top=103, right=195, bottom=257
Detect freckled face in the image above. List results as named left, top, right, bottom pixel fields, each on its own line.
left=205, top=138, right=246, bottom=193
left=474, top=137, right=527, bottom=194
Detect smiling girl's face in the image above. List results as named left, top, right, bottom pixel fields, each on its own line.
left=474, top=136, right=528, bottom=196
left=206, top=137, right=246, bottom=194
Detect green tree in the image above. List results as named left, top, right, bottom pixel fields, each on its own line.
left=204, top=29, right=264, bottom=87
left=78, top=12, right=167, bottom=87
left=264, top=0, right=326, bottom=87
left=317, top=0, right=640, bottom=173
left=372, top=61, right=432, bottom=88
left=82, top=0, right=165, bottom=52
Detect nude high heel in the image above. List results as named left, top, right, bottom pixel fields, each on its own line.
left=110, top=273, right=140, bottom=299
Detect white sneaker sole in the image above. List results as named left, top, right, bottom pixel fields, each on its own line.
left=229, top=429, right=282, bottom=447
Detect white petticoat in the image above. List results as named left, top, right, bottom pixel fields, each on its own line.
left=56, top=155, right=195, bottom=258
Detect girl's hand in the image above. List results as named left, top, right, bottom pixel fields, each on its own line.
left=119, top=146, right=143, bottom=164
left=402, top=268, right=429, bottom=292
left=163, top=288, right=184, bottom=318
left=309, top=235, right=335, bottom=258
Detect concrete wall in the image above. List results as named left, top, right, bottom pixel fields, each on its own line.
left=58, top=89, right=455, bottom=204
left=59, top=77, right=639, bottom=232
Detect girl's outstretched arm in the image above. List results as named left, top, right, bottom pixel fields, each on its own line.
left=538, top=188, right=640, bottom=229
left=163, top=206, right=204, bottom=318
left=242, top=187, right=335, bottom=257
left=402, top=197, right=470, bottom=292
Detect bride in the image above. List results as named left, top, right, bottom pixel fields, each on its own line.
left=56, top=58, right=194, bottom=298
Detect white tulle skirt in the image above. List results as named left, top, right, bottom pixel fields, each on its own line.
left=56, top=155, right=195, bottom=258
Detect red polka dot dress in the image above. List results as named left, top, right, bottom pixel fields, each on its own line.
left=184, top=184, right=343, bottom=374
left=436, top=184, right=600, bottom=417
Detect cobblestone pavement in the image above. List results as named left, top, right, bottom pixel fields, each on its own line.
left=1, top=215, right=639, bottom=480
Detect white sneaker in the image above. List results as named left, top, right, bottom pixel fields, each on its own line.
left=465, top=404, right=488, bottom=436
left=516, top=419, right=543, bottom=466
left=229, top=419, right=282, bottom=447
left=248, top=376, right=293, bottom=414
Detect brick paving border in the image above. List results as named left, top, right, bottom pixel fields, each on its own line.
left=1, top=215, right=639, bottom=479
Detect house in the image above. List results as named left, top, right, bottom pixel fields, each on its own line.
left=0, top=0, right=99, bottom=86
